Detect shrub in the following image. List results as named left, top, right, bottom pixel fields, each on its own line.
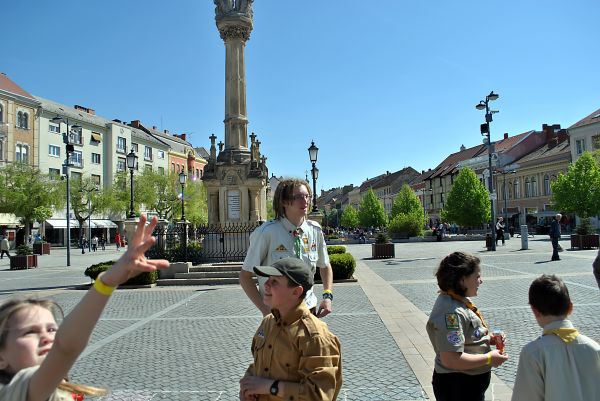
left=314, top=253, right=356, bottom=281
left=375, top=232, right=390, bottom=244
left=388, top=212, right=424, bottom=238
left=326, top=235, right=339, bottom=240
left=84, top=260, right=157, bottom=286
left=16, top=245, right=33, bottom=255
left=327, top=245, right=346, bottom=255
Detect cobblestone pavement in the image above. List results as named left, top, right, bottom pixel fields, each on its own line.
left=1, top=237, right=598, bottom=400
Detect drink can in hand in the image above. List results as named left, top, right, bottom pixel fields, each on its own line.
left=492, top=330, right=505, bottom=353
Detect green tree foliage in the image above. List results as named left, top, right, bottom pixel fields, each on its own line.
left=441, top=168, right=490, bottom=227
left=340, top=205, right=359, bottom=229
left=358, top=189, right=387, bottom=228
left=266, top=199, right=275, bottom=221
left=552, top=152, right=600, bottom=222
left=391, top=184, right=423, bottom=218
left=388, top=212, right=424, bottom=237
left=173, top=177, right=208, bottom=227
left=0, top=164, right=63, bottom=237
left=69, top=177, right=112, bottom=239
left=136, top=169, right=179, bottom=220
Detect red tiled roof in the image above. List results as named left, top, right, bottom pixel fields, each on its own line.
left=494, top=131, right=533, bottom=152
left=0, top=73, right=35, bottom=100
left=569, top=107, right=600, bottom=129
left=428, top=144, right=487, bottom=179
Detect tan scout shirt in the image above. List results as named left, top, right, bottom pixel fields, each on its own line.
left=426, top=293, right=491, bottom=375
left=0, top=366, right=71, bottom=401
left=245, top=302, right=342, bottom=401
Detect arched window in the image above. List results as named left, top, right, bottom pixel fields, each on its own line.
left=17, top=112, right=23, bottom=128
left=0, top=104, right=3, bottom=122
left=22, top=112, right=29, bottom=129
left=532, top=177, right=538, bottom=197
left=525, top=179, right=531, bottom=198
left=514, top=179, right=520, bottom=199
left=508, top=181, right=513, bottom=199
left=544, top=175, right=550, bottom=195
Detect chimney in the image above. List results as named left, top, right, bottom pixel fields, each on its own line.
left=74, top=105, right=95, bottom=115
left=113, top=119, right=122, bottom=123
left=460, top=144, right=466, bottom=151
left=386, top=171, right=390, bottom=175
left=504, top=133, right=508, bottom=139
left=152, top=126, right=157, bottom=130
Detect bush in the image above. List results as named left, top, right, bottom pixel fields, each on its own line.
left=314, top=253, right=356, bottom=281
left=327, top=245, right=346, bottom=255
left=326, top=235, right=339, bottom=240
left=375, top=232, right=390, bottom=244
left=576, top=218, right=595, bottom=235
left=388, top=213, right=424, bottom=238
left=16, top=245, right=33, bottom=255
left=84, top=260, right=158, bottom=286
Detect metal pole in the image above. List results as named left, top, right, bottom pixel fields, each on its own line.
left=88, top=198, right=91, bottom=252
left=65, top=164, right=71, bottom=267
left=487, top=99, right=496, bottom=251
left=311, top=164, right=318, bottom=212
left=181, top=184, right=186, bottom=221
left=129, top=168, right=135, bottom=218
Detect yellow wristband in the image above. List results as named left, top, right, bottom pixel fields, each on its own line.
left=486, top=353, right=492, bottom=366
left=93, top=274, right=117, bottom=296
left=323, top=289, right=333, bottom=294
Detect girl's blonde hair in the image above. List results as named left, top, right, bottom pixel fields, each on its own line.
left=0, top=298, right=107, bottom=397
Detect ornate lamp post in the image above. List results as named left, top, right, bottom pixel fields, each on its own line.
left=476, top=91, right=500, bottom=251
left=179, top=171, right=187, bottom=221
left=126, top=149, right=138, bottom=218
left=308, top=141, right=319, bottom=213
left=51, top=116, right=81, bottom=267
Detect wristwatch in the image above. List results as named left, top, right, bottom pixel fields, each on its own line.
left=323, top=292, right=333, bottom=301
left=270, top=380, right=280, bottom=396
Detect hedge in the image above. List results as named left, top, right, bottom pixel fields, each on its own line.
left=327, top=245, right=346, bottom=255
left=314, top=252, right=355, bottom=281
left=84, top=261, right=158, bottom=286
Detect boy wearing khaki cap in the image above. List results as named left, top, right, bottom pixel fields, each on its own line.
left=239, top=258, right=342, bottom=401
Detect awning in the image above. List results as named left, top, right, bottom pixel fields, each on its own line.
left=0, top=213, right=21, bottom=226
left=91, top=219, right=117, bottom=228
left=45, top=219, right=80, bottom=229
left=91, top=132, right=102, bottom=142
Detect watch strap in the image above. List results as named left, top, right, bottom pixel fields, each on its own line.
left=270, top=380, right=280, bottom=396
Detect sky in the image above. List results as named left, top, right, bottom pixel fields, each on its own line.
left=3, top=1, right=599, bottom=192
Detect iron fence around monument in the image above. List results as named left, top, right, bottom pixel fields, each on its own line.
left=146, top=221, right=261, bottom=264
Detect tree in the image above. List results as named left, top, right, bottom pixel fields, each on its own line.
left=358, top=189, right=387, bottom=228
left=69, top=177, right=112, bottom=240
left=441, top=168, right=490, bottom=227
left=391, top=184, right=423, bottom=218
left=551, top=152, right=600, bottom=233
left=0, top=164, right=63, bottom=238
left=137, top=169, right=179, bottom=220
left=389, top=184, right=426, bottom=237
left=266, top=199, right=275, bottom=221
left=173, top=178, right=208, bottom=227
left=340, top=205, right=359, bottom=229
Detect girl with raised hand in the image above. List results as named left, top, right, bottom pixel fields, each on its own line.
left=0, top=215, right=169, bottom=401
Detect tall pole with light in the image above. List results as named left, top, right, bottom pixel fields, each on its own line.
left=178, top=171, right=187, bottom=262
left=476, top=91, right=500, bottom=251
left=308, top=141, right=319, bottom=213
left=126, top=149, right=138, bottom=218
left=51, top=116, right=81, bottom=267
left=79, top=185, right=99, bottom=252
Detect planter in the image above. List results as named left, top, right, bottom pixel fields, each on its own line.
left=33, top=243, right=51, bottom=255
left=570, top=234, right=600, bottom=250
left=10, top=255, right=38, bottom=270
left=372, top=243, right=395, bottom=259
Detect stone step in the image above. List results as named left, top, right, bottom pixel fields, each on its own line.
left=175, top=271, right=240, bottom=279
left=189, top=264, right=242, bottom=273
left=157, top=277, right=241, bottom=286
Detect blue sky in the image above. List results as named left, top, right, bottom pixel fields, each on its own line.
left=4, top=1, right=599, bottom=192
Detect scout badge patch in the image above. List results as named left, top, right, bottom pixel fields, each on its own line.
left=446, top=331, right=463, bottom=346
left=445, top=313, right=459, bottom=329
left=275, top=244, right=287, bottom=251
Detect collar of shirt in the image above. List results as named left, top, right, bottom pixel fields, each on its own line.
left=542, top=319, right=573, bottom=332
left=280, top=216, right=309, bottom=235
left=271, top=302, right=311, bottom=326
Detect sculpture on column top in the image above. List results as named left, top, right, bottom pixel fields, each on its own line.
left=214, top=0, right=253, bottom=19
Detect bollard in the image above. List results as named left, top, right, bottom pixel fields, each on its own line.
left=520, top=224, right=529, bottom=250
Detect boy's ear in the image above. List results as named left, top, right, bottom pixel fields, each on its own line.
left=291, top=285, right=304, bottom=298
left=530, top=305, right=542, bottom=318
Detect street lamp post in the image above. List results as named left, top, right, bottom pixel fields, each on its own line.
left=308, top=141, right=319, bottom=213
left=51, top=116, right=81, bottom=267
left=476, top=91, right=500, bottom=251
left=126, top=149, right=138, bottom=218
left=178, top=171, right=187, bottom=262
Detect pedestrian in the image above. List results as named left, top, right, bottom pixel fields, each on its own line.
left=495, top=217, right=505, bottom=246
left=240, top=178, right=334, bottom=317
left=0, top=215, right=168, bottom=401
left=426, top=252, right=509, bottom=401
left=100, top=235, right=106, bottom=251
left=115, top=232, right=121, bottom=252
left=91, top=235, right=98, bottom=252
left=0, top=237, right=9, bottom=259
left=550, top=213, right=562, bottom=261
left=239, top=257, right=342, bottom=401
left=80, top=236, right=86, bottom=254
left=511, top=274, right=600, bottom=401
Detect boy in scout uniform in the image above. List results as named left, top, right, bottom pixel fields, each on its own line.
left=239, top=257, right=342, bottom=401
left=426, top=252, right=508, bottom=401
left=240, top=178, right=334, bottom=317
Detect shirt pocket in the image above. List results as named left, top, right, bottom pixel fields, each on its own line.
left=253, top=335, right=266, bottom=352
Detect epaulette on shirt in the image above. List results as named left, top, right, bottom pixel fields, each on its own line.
left=305, top=219, right=322, bottom=229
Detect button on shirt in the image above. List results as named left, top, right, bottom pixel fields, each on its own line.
left=426, top=293, right=491, bottom=375
left=245, top=302, right=343, bottom=401
left=243, top=217, right=330, bottom=309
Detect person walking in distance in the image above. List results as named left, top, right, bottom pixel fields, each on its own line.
left=0, top=236, right=9, bottom=259
left=550, top=213, right=562, bottom=261
left=115, top=232, right=121, bottom=252
left=495, top=217, right=505, bottom=246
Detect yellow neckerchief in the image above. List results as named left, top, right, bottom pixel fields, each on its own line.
left=442, top=290, right=488, bottom=328
left=543, top=327, right=580, bottom=343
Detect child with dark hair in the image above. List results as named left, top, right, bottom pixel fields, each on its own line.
left=426, top=252, right=508, bottom=401
left=511, top=274, right=600, bottom=401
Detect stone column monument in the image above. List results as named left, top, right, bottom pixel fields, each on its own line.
left=202, top=0, right=268, bottom=226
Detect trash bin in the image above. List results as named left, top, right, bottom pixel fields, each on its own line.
left=485, top=233, right=492, bottom=251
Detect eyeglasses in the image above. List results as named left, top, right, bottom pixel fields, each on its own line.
left=291, top=194, right=310, bottom=201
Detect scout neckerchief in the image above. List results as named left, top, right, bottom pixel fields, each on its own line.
left=293, top=228, right=302, bottom=259
left=543, top=327, right=579, bottom=343
left=442, top=290, right=488, bottom=328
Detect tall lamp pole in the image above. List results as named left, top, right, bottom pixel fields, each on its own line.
left=126, top=149, right=138, bottom=218
left=51, top=116, right=81, bottom=267
left=308, top=141, right=319, bottom=213
left=476, top=91, right=500, bottom=251
left=178, top=171, right=187, bottom=262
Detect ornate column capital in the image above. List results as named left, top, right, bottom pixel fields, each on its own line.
left=218, top=24, right=252, bottom=41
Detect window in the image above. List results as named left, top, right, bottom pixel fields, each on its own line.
left=544, top=175, right=551, bottom=196
left=49, top=168, right=61, bottom=179
left=91, top=153, right=101, bottom=164
left=171, top=163, right=175, bottom=172
left=532, top=177, right=538, bottom=197
left=15, top=144, right=28, bottom=164
left=157, top=150, right=165, bottom=159
left=70, top=127, right=83, bottom=145
left=196, top=168, right=199, bottom=178
left=71, top=151, right=83, bottom=167
left=158, top=166, right=165, bottom=175
left=0, top=140, right=3, bottom=161
left=0, top=104, right=3, bottom=122
left=176, top=164, right=180, bottom=173
left=71, top=172, right=82, bottom=182
left=145, top=164, right=152, bottom=171
left=513, top=179, right=520, bottom=199
left=144, top=146, right=152, bottom=161
left=49, top=145, right=61, bottom=157
left=117, top=158, right=126, bottom=172
left=198, top=169, right=202, bottom=178
left=91, top=174, right=101, bottom=187
left=524, top=179, right=531, bottom=198
left=49, top=123, right=60, bottom=133
left=131, top=143, right=138, bottom=153
left=17, top=111, right=29, bottom=129
left=593, top=135, right=600, bottom=150
left=576, top=139, right=586, bottom=155
left=117, top=137, right=127, bottom=153
left=91, top=132, right=101, bottom=142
